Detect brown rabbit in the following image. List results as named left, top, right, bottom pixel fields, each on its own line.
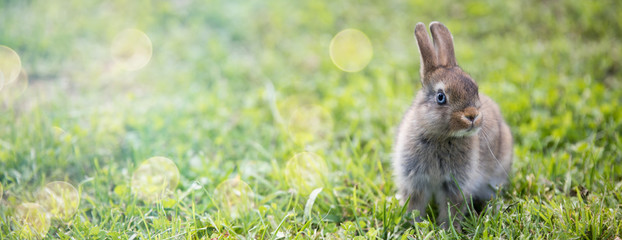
left=392, top=22, right=513, bottom=230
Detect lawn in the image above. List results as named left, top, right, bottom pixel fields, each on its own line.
left=1, top=0, right=621, bottom=239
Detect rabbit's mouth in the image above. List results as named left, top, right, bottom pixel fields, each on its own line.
left=451, top=126, right=481, bottom=137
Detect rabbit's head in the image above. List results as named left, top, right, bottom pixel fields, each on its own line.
left=413, top=22, right=482, bottom=138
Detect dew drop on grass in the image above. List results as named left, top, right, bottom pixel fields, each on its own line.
left=214, top=178, right=254, bottom=219
left=131, top=156, right=180, bottom=203
left=37, top=181, right=80, bottom=221
left=285, top=152, right=329, bottom=195
left=111, top=29, right=153, bottom=71
left=0, top=45, right=21, bottom=90
left=13, top=203, right=51, bottom=239
left=329, top=29, right=373, bottom=72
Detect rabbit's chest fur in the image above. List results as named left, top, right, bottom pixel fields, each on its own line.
left=395, top=133, right=480, bottom=197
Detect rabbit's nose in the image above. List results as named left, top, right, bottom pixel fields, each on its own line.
left=466, top=115, right=476, bottom=122
left=463, top=107, right=479, bottom=123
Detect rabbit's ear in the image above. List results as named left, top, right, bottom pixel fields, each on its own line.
left=414, top=22, right=437, bottom=82
left=429, top=22, right=457, bottom=67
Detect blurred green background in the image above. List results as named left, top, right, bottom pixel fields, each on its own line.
left=0, top=0, right=621, bottom=239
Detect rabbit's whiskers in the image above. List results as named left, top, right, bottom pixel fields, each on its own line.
left=480, top=127, right=509, bottom=178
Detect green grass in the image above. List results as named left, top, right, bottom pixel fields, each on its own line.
left=1, top=0, right=621, bottom=239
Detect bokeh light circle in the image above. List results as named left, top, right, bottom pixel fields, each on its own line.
left=13, top=203, right=51, bottom=239
left=37, top=181, right=80, bottom=220
left=285, top=104, right=334, bottom=145
left=329, top=29, right=373, bottom=72
left=131, top=156, right=180, bottom=203
left=0, top=45, right=22, bottom=89
left=285, top=152, right=329, bottom=195
left=111, top=29, right=153, bottom=71
left=214, top=178, right=254, bottom=219
left=1, top=69, right=28, bottom=102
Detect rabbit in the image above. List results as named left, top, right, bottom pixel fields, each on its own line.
left=392, top=22, right=513, bottom=230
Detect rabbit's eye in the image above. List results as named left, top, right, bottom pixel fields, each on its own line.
left=436, top=91, right=447, bottom=105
